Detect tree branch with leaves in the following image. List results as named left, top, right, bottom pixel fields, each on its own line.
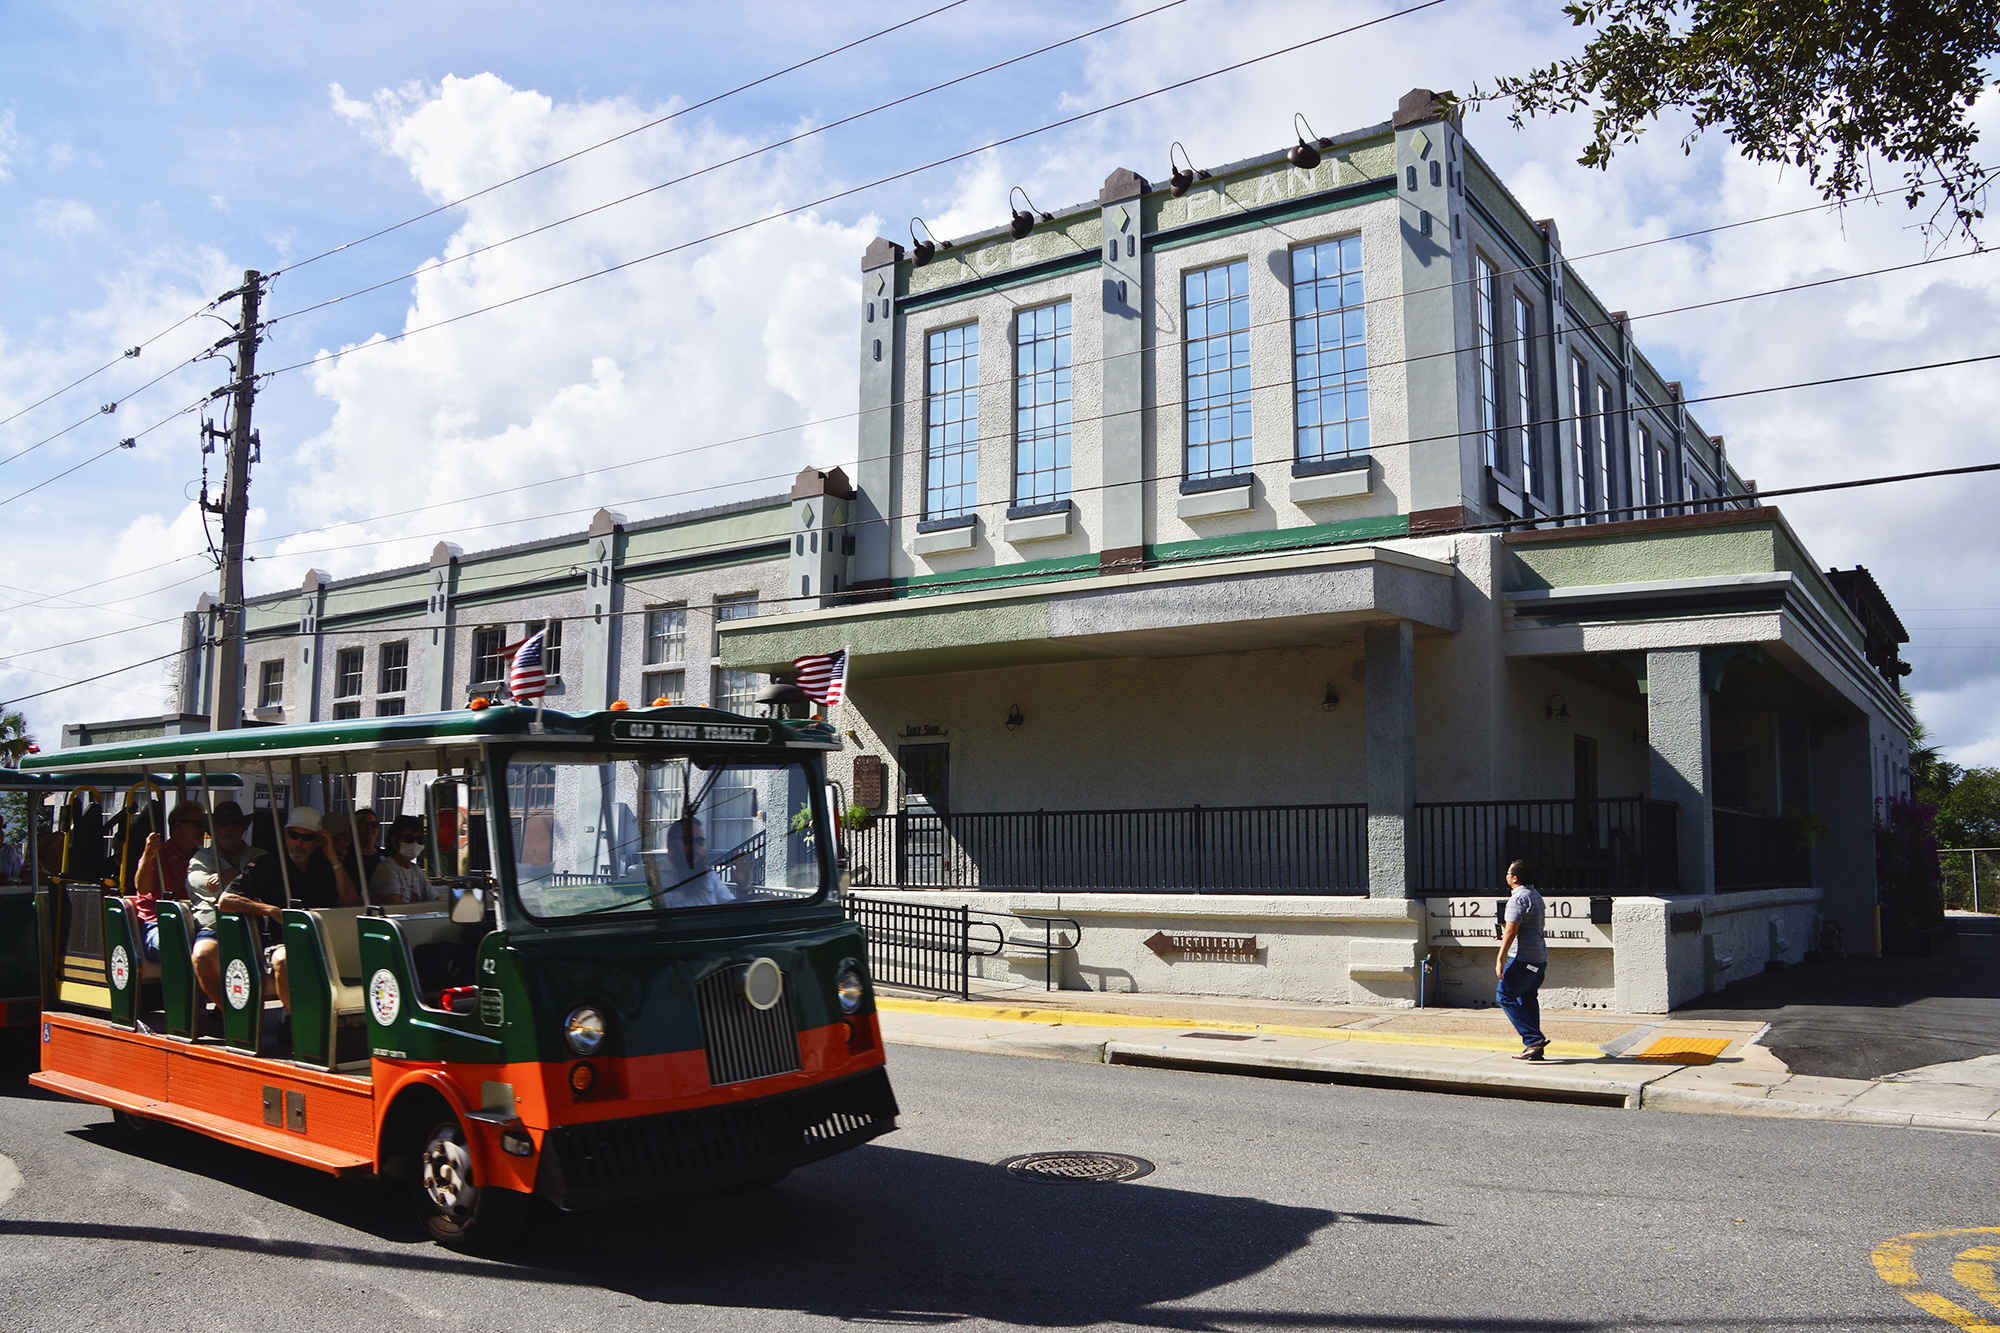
left=1467, top=0, right=2000, bottom=244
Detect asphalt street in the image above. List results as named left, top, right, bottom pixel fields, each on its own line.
left=1685, top=916, right=2000, bottom=1080
left=1, top=1039, right=1995, bottom=1332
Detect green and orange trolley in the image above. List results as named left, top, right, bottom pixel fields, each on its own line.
left=21, top=704, right=896, bottom=1249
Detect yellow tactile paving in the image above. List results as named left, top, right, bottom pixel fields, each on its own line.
left=1634, top=1036, right=1733, bottom=1065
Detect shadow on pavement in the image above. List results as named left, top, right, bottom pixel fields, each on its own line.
left=0, top=1139, right=1361, bottom=1326
left=1681, top=917, right=2000, bottom=1079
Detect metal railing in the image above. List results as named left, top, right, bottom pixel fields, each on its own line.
left=1413, top=798, right=1679, bottom=894
left=845, top=803, right=1367, bottom=894
left=842, top=894, right=1081, bottom=996
left=1712, top=808, right=1811, bottom=891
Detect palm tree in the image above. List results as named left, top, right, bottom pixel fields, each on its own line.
left=0, top=711, right=33, bottom=767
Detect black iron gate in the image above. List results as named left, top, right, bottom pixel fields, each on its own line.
left=843, top=895, right=981, bottom=999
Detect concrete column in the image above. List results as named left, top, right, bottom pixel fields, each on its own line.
left=296, top=570, right=327, bottom=725
left=853, top=237, right=902, bottom=596
left=1365, top=619, right=1417, bottom=898
left=788, top=466, right=855, bottom=609
left=419, top=542, right=461, bottom=713
left=1098, top=168, right=1148, bottom=570
left=1394, top=89, right=1475, bottom=531
left=1646, top=647, right=1713, bottom=894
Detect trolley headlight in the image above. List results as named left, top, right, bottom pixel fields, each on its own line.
left=836, top=967, right=865, bottom=1014
left=563, top=1005, right=606, bottom=1055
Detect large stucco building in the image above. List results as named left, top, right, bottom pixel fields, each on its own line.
left=144, top=90, right=1912, bottom=1013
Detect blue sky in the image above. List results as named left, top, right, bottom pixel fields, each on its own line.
left=4, top=0, right=1998, bottom=765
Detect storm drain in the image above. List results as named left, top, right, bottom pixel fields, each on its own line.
left=998, top=1152, right=1155, bottom=1184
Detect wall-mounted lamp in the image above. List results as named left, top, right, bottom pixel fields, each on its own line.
left=1008, top=187, right=1053, bottom=240
left=1005, top=704, right=1025, bottom=731
left=1546, top=694, right=1570, bottom=720
left=1321, top=683, right=1340, bottom=712
left=911, top=216, right=943, bottom=266
left=1287, top=113, right=1329, bottom=171
left=1167, top=141, right=1209, bottom=198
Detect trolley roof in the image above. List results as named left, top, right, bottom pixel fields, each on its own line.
left=18, top=705, right=837, bottom=776
left=0, top=769, right=246, bottom=791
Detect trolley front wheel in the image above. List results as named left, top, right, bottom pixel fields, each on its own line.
left=411, top=1115, right=530, bottom=1252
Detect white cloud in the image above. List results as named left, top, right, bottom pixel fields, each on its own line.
left=33, top=199, right=98, bottom=238
left=0, top=110, right=16, bottom=180
left=269, top=74, right=872, bottom=585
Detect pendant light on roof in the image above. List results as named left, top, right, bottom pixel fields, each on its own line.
left=910, top=216, right=943, bottom=266
left=1008, top=186, right=1053, bottom=240
left=1288, top=112, right=1330, bottom=170
left=1167, top=141, right=1208, bottom=198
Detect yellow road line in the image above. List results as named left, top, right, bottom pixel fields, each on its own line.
left=875, top=997, right=1605, bottom=1059
left=1873, top=1229, right=2000, bottom=1331
left=1955, top=1245, right=2000, bottom=1315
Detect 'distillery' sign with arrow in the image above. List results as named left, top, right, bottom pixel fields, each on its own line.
left=1143, top=931, right=1260, bottom=963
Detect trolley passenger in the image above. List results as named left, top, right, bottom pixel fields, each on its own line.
left=131, top=800, right=207, bottom=961
left=187, top=801, right=263, bottom=1007
left=370, top=815, right=436, bottom=904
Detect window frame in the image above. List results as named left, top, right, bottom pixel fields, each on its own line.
left=1473, top=254, right=1500, bottom=471
left=644, top=604, right=687, bottom=667
left=1289, top=234, right=1369, bottom=466
left=473, top=626, right=507, bottom=685
left=1511, top=293, right=1536, bottom=499
left=257, top=660, right=284, bottom=709
left=523, top=618, right=563, bottom=677
left=333, top=647, right=364, bottom=700
left=1183, top=258, right=1253, bottom=482
left=378, top=640, right=409, bottom=696
left=1012, top=300, right=1073, bottom=507
left=924, top=322, right=980, bottom=520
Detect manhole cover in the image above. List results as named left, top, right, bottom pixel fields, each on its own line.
left=998, top=1152, right=1155, bottom=1184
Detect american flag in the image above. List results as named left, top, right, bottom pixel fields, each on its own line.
left=791, top=650, right=847, bottom=707
left=507, top=629, right=548, bottom=702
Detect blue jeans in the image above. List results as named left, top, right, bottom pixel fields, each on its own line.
left=1497, top=955, right=1546, bottom=1049
left=140, top=922, right=161, bottom=962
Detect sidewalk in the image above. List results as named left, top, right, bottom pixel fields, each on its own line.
left=876, top=984, right=2000, bottom=1134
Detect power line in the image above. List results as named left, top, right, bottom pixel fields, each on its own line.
left=265, top=0, right=1194, bottom=328
left=248, top=0, right=1454, bottom=384
left=0, top=646, right=187, bottom=710
left=277, top=0, right=977, bottom=276
left=0, top=299, right=220, bottom=435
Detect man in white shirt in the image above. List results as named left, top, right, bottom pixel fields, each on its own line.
left=187, top=801, right=265, bottom=1007
left=652, top=821, right=735, bottom=910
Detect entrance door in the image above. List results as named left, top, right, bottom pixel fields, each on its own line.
left=897, top=744, right=950, bottom=885
left=1574, top=734, right=1600, bottom=854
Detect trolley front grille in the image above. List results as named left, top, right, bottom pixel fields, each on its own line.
left=536, top=1066, right=899, bottom=1209
left=695, top=963, right=802, bottom=1086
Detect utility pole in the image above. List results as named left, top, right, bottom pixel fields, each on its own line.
left=210, top=269, right=264, bottom=732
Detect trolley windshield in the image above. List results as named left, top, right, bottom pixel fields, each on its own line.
left=504, top=754, right=828, bottom=921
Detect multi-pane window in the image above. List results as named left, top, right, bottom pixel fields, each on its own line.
left=525, top=619, right=563, bottom=676
left=715, top=594, right=757, bottom=624
left=713, top=668, right=761, bottom=714
left=376, top=697, right=406, bottom=717
left=1512, top=295, right=1536, bottom=498
left=1473, top=255, right=1499, bottom=470
left=507, top=763, right=556, bottom=867
left=1638, top=426, right=1657, bottom=510
left=334, top=647, right=363, bottom=699
left=642, top=670, right=685, bottom=707
left=925, top=324, right=979, bottom=519
left=1013, top=302, right=1072, bottom=506
left=332, top=701, right=361, bottom=720
left=1657, top=442, right=1672, bottom=514
left=641, top=760, right=687, bottom=855
left=645, top=605, right=686, bottom=666
left=1570, top=355, right=1591, bottom=517
left=325, top=773, right=355, bottom=814
left=473, top=627, right=507, bottom=684
left=1184, top=260, right=1252, bottom=480
left=373, top=772, right=406, bottom=824
left=1596, top=380, right=1615, bottom=517
left=258, top=660, right=284, bottom=709
left=378, top=641, right=408, bottom=695
left=1291, top=237, right=1368, bottom=463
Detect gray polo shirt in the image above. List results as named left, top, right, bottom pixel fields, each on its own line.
left=1504, top=885, right=1547, bottom=965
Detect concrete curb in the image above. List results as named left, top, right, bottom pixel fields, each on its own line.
left=1638, top=1083, right=2000, bottom=1133
left=1102, top=1039, right=1655, bottom=1105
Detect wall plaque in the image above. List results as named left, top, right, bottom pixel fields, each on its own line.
left=852, top=754, right=884, bottom=809
left=1143, top=931, right=1260, bottom=962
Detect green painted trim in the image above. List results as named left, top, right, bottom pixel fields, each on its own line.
left=885, top=513, right=1413, bottom=600
left=898, top=251, right=1103, bottom=316
left=890, top=551, right=1104, bottom=596
left=618, top=540, right=788, bottom=583
left=1148, top=512, right=1410, bottom=563
left=1146, top=182, right=1395, bottom=255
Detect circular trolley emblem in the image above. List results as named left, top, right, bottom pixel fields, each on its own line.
left=369, top=969, right=401, bottom=1026
left=108, top=945, right=130, bottom=992
left=223, top=958, right=252, bottom=1009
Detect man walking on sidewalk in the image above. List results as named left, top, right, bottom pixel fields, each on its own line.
left=1496, top=860, right=1549, bottom=1060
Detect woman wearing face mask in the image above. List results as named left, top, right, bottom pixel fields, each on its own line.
left=370, top=815, right=438, bottom=905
